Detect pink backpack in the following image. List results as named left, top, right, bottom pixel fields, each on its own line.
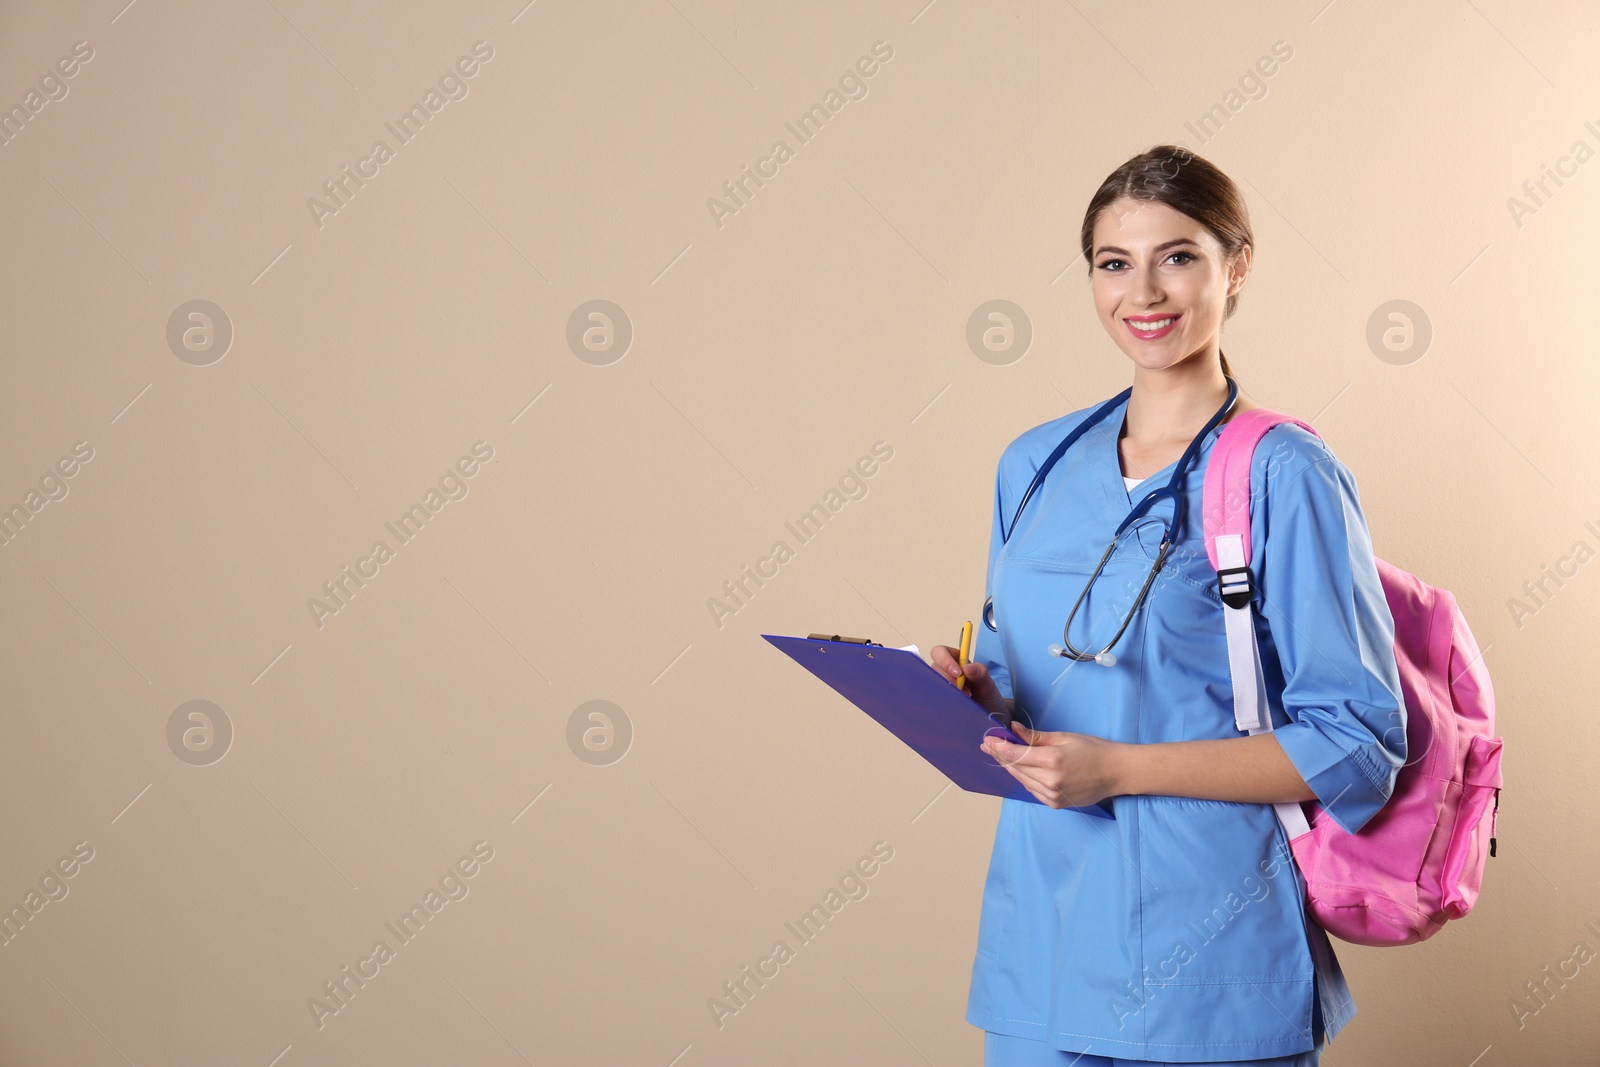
left=1202, top=408, right=1504, bottom=947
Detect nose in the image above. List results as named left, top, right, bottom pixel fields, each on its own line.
left=1131, top=263, right=1164, bottom=305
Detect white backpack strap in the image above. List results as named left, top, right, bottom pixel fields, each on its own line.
left=1214, top=532, right=1312, bottom=841
left=1216, top=533, right=1266, bottom=732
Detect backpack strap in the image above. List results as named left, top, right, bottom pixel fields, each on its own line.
left=1203, top=408, right=1322, bottom=843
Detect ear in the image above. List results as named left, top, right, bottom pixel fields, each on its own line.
left=1226, top=244, right=1252, bottom=295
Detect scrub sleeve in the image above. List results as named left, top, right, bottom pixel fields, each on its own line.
left=965, top=397, right=1405, bottom=1064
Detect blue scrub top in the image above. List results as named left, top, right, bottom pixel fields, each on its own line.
left=965, top=393, right=1406, bottom=1063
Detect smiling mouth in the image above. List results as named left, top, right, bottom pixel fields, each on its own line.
left=1124, top=314, right=1180, bottom=337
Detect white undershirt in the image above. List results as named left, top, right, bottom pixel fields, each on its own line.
left=1123, top=475, right=1144, bottom=491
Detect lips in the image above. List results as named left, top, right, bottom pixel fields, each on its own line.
left=1124, top=313, right=1180, bottom=339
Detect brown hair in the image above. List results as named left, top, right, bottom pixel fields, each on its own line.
left=1079, top=144, right=1252, bottom=380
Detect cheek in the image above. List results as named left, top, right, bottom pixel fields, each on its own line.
left=1090, top=280, right=1121, bottom=318
left=1195, top=272, right=1231, bottom=306
left=1191, top=287, right=1227, bottom=325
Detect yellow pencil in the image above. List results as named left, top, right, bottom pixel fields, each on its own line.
left=955, top=620, right=974, bottom=691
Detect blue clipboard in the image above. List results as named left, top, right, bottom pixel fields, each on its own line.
left=763, top=634, right=1114, bottom=818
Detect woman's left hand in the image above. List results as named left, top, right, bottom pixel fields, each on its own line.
left=981, top=722, right=1128, bottom=809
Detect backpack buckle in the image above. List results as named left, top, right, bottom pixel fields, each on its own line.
left=1217, top=565, right=1254, bottom=609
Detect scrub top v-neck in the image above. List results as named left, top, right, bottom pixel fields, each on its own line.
left=965, top=392, right=1406, bottom=1063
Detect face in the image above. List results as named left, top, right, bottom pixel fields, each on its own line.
left=1089, top=197, right=1248, bottom=374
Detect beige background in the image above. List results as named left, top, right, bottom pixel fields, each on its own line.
left=1, top=0, right=1595, bottom=1064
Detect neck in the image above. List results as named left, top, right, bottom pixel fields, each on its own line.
left=1121, top=360, right=1233, bottom=446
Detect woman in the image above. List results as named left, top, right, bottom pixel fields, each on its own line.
left=932, top=146, right=1406, bottom=1066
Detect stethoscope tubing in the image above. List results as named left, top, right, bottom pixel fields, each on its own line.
left=982, top=377, right=1239, bottom=658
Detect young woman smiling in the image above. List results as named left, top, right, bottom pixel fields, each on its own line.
left=936, top=145, right=1405, bottom=1066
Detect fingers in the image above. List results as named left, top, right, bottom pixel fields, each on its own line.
left=931, top=646, right=992, bottom=694
left=931, top=647, right=1015, bottom=720
left=981, top=728, right=1062, bottom=772
left=981, top=734, right=1034, bottom=771
left=985, top=745, right=1059, bottom=802
left=988, top=720, right=1037, bottom=749
left=982, top=731, right=1102, bottom=810
left=930, top=644, right=963, bottom=682
left=979, top=725, right=1055, bottom=793
left=961, top=660, right=997, bottom=696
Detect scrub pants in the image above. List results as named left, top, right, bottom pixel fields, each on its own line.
left=983, top=1031, right=1322, bottom=1067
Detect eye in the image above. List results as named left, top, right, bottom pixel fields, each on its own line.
left=1096, top=251, right=1195, bottom=271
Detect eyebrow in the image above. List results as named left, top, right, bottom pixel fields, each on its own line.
left=1093, top=237, right=1200, bottom=258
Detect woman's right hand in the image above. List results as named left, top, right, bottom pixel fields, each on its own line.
left=930, top=645, right=1013, bottom=723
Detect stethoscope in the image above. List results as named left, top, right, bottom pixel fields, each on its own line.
left=981, top=376, right=1239, bottom=666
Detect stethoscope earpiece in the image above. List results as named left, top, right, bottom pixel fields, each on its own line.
left=1049, top=644, right=1116, bottom=666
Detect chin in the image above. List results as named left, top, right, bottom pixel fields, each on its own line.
left=1123, top=349, right=1181, bottom=371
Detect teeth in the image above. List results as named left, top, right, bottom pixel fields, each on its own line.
left=1129, top=317, right=1174, bottom=330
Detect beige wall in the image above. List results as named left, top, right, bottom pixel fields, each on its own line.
left=1, top=1, right=1595, bottom=1063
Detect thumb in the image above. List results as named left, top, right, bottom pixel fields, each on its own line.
left=964, top=661, right=999, bottom=691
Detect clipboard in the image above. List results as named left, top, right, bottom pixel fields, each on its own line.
left=762, top=633, right=1114, bottom=818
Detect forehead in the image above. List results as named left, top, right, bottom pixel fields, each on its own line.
left=1092, top=198, right=1210, bottom=249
